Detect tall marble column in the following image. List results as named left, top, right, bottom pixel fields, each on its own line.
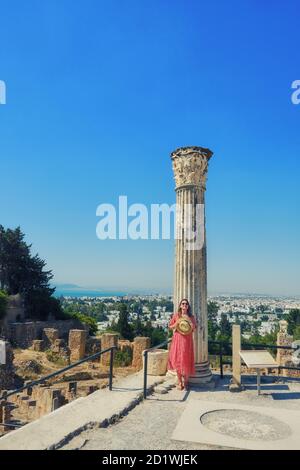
left=171, top=146, right=213, bottom=384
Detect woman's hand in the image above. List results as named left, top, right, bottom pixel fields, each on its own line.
left=170, top=318, right=180, bottom=330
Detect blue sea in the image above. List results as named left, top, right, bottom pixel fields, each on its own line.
left=54, top=289, right=127, bottom=298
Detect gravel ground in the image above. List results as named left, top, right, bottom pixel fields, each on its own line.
left=61, top=374, right=300, bottom=451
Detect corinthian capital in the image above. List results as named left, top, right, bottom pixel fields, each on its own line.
left=171, top=146, right=213, bottom=190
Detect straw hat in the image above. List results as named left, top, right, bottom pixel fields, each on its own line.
left=176, top=315, right=193, bottom=335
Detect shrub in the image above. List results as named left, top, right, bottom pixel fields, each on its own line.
left=113, top=349, right=133, bottom=367
left=62, top=310, right=98, bottom=335
left=45, top=349, right=69, bottom=367
left=0, top=290, right=8, bottom=320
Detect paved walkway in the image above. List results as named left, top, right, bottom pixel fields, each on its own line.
left=61, top=374, right=300, bottom=450
left=2, top=372, right=300, bottom=450
left=0, top=371, right=166, bottom=450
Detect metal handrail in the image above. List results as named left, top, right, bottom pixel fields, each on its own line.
left=143, top=338, right=171, bottom=399
left=208, top=340, right=300, bottom=378
left=143, top=338, right=300, bottom=397
left=0, top=346, right=117, bottom=402
left=209, top=339, right=300, bottom=351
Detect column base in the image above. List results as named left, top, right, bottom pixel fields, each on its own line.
left=188, top=361, right=213, bottom=385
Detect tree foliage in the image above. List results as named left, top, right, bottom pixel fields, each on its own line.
left=287, top=309, right=300, bottom=338
left=116, top=303, right=134, bottom=340
left=207, top=301, right=219, bottom=340
left=104, top=303, right=167, bottom=346
left=0, top=225, right=62, bottom=320
left=0, top=290, right=8, bottom=320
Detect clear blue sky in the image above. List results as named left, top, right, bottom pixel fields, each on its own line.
left=0, top=0, right=299, bottom=295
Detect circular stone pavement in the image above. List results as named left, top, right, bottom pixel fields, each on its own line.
left=200, top=409, right=292, bottom=441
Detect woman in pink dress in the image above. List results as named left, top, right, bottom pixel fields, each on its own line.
left=167, top=298, right=197, bottom=390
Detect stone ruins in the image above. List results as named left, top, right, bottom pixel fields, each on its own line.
left=0, top=323, right=154, bottom=435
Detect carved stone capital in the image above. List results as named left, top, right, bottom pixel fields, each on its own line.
left=171, top=146, right=213, bottom=190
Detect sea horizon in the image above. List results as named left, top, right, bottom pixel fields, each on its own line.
left=53, top=286, right=300, bottom=300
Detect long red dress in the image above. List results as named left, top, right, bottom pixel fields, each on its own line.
left=167, top=312, right=196, bottom=380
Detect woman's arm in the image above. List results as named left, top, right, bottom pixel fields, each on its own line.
left=169, top=313, right=178, bottom=330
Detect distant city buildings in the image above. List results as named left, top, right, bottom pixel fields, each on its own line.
left=210, top=294, right=300, bottom=337
left=61, top=293, right=300, bottom=338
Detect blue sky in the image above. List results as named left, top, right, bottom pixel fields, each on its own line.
left=0, top=0, right=299, bottom=295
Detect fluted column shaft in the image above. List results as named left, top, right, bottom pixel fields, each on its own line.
left=171, top=146, right=213, bottom=384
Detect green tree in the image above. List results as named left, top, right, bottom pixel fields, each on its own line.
left=207, top=301, right=219, bottom=340
left=207, top=301, right=219, bottom=321
left=0, top=226, right=62, bottom=320
left=0, top=290, right=8, bottom=320
left=287, top=309, right=300, bottom=337
left=260, top=315, right=269, bottom=322
left=150, top=326, right=167, bottom=347
left=218, top=313, right=231, bottom=341
left=150, top=311, right=156, bottom=321
left=116, top=303, right=133, bottom=340
left=132, top=315, right=143, bottom=337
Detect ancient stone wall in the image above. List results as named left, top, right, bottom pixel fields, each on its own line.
left=2, top=319, right=88, bottom=348
left=8, top=384, right=66, bottom=422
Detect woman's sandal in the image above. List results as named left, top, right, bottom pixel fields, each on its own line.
left=176, top=383, right=184, bottom=390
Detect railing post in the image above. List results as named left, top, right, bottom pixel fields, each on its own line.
left=219, top=342, right=223, bottom=379
left=143, top=351, right=148, bottom=399
left=109, top=347, right=114, bottom=391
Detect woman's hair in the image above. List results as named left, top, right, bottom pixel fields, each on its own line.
left=177, top=298, right=192, bottom=317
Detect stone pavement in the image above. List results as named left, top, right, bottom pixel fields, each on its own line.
left=2, top=372, right=300, bottom=450
left=61, top=374, right=300, bottom=450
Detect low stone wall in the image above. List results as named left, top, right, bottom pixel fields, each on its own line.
left=3, top=320, right=88, bottom=349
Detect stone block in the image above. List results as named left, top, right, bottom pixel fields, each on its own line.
left=100, top=333, right=118, bottom=366
left=132, top=337, right=151, bottom=371
left=32, top=340, right=44, bottom=352
left=42, top=328, right=59, bottom=349
left=145, top=348, right=168, bottom=376
left=68, top=330, right=86, bottom=362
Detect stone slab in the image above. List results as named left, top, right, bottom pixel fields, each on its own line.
left=172, top=399, right=300, bottom=450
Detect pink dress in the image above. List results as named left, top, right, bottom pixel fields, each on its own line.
left=167, top=312, right=196, bottom=380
